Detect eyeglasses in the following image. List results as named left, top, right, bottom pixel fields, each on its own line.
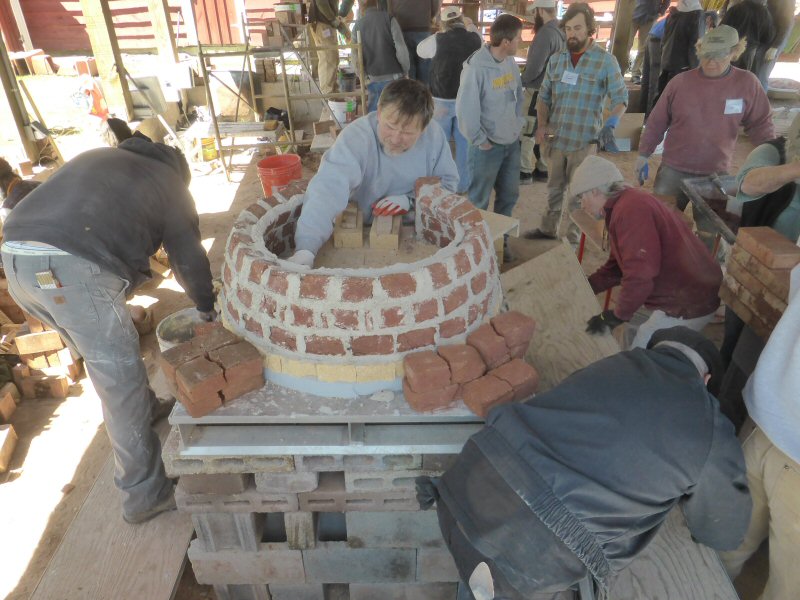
left=700, top=51, right=732, bottom=61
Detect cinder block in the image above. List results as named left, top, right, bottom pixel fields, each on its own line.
left=0, top=424, right=18, bottom=472
left=188, top=539, right=306, bottom=584
left=344, top=470, right=430, bottom=493
left=296, top=455, right=345, bottom=472
left=14, top=330, right=63, bottom=355
left=176, top=485, right=299, bottom=514
left=192, top=512, right=264, bottom=551
left=346, top=511, right=444, bottom=548
left=342, top=454, right=422, bottom=471
left=178, top=473, right=251, bottom=495
left=416, top=547, right=460, bottom=582
left=422, top=454, right=458, bottom=473
left=489, top=359, right=539, bottom=401
left=402, top=379, right=458, bottom=413
left=462, top=375, right=514, bottom=417
left=490, top=311, right=536, bottom=348
left=316, top=363, right=356, bottom=382
left=213, top=584, right=270, bottom=600
left=298, top=471, right=418, bottom=512
left=466, top=324, right=510, bottom=369
left=437, top=345, right=486, bottom=384
left=285, top=511, right=316, bottom=549
left=0, top=392, right=16, bottom=422
left=163, top=443, right=295, bottom=476
left=403, top=351, right=452, bottom=393
left=268, top=584, right=324, bottom=600
left=303, top=543, right=416, bottom=583
left=255, top=471, right=319, bottom=493
left=737, top=226, right=800, bottom=269
left=349, top=583, right=458, bottom=600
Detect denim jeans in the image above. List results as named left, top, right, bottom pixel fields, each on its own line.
left=366, top=80, right=392, bottom=113
left=1, top=251, right=172, bottom=519
left=434, top=98, right=470, bottom=193
left=403, top=31, right=432, bottom=85
left=466, top=140, right=520, bottom=217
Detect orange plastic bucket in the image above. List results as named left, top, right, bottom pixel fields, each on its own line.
left=257, top=154, right=302, bottom=197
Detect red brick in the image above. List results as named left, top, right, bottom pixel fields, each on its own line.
left=467, top=323, right=510, bottom=369
left=453, top=250, right=471, bottom=277
left=491, top=311, right=536, bottom=348
left=261, top=296, right=278, bottom=318
left=275, top=211, right=290, bottom=226
left=227, top=231, right=253, bottom=257
left=243, top=317, right=262, bottom=336
left=403, top=350, right=451, bottom=392
left=426, top=263, right=452, bottom=289
left=462, top=375, right=514, bottom=418
left=382, top=307, right=405, bottom=328
left=470, top=238, right=484, bottom=266
left=471, top=272, right=488, bottom=294
left=177, top=389, right=222, bottom=418
left=426, top=218, right=443, bottom=233
left=438, top=344, right=486, bottom=384
left=331, top=308, right=359, bottom=330
left=208, top=342, right=265, bottom=401
left=458, top=209, right=484, bottom=227
left=351, top=335, right=394, bottom=355
left=300, top=274, right=330, bottom=299
left=226, top=299, right=239, bottom=321
left=223, top=263, right=233, bottom=286
left=439, top=317, right=466, bottom=339
left=443, top=285, right=468, bottom=315
left=292, top=305, right=315, bottom=327
left=489, top=359, right=539, bottom=401
left=413, top=299, right=439, bottom=322
left=508, top=343, right=528, bottom=359
left=380, top=273, right=417, bottom=298
left=246, top=203, right=267, bottom=219
left=423, top=230, right=439, bottom=246
left=270, top=327, right=297, bottom=351
left=403, top=379, right=458, bottom=413
left=160, top=340, right=205, bottom=384
left=342, top=277, right=374, bottom=302
left=440, top=236, right=452, bottom=247
left=305, top=336, right=345, bottom=356
left=235, top=246, right=254, bottom=271
left=194, top=321, right=223, bottom=337
left=267, top=270, right=289, bottom=295
left=237, top=286, right=253, bottom=308
left=737, top=227, right=800, bottom=269
left=249, top=260, right=270, bottom=284
left=467, top=303, right=481, bottom=325
left=194, top=327, right=241, bottom=352
left=397, top=327, right=436, bottom=352
left=177, top=357, right=225, bottom=400
left=414, top=176, right=442, bottom=197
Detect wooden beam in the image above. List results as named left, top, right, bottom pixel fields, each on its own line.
left=78, top=0, right=134, bottom=121
left=610, top=0, right=636, bottom=75
left=146, top=0, right=178, bottom=64
left=8, top=0, right=32, bottom=51
left=0, top=37, right=38, bottom=162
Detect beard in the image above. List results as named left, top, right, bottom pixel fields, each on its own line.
left=533, top=14, right=544, bottom=33
left=567, top=37, right=587, bottom=52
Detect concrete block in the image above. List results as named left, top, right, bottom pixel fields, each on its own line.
left=0, top=424, right=18, bottom=472
left=295, top=455, right=346, bottom=472
left=343, top=454, right=422, bottom=471
left=303, top=543, right=416, bottom=583
left=213, top=584, right=271, bottom=600
left=188, top=539, right=305, bottom=584
left=344, top=470, right=429, bottom=493
left=298, top=471, right=418, bottom=512
left=416, top=547, right=460, bottom=582
left=164, top=450, right=295, bottom=476
left=346, top=511, right=444, bottom=548
left=255, top=471, right=319, bottom=493
left=179, top=473, right=251, bottom=495
left=176, top=486, right=299, bottom=514
left=349, top=583, right=458, bottom=600
left=421, top=454, right=458, bottom=473
left=268, top=584, right=324, bottom=600
left=285, top=512, right=316, bottom=549
left=192, top=512, right=264, bottom=551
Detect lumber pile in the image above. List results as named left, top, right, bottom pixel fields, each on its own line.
left=720, top=227, right=800, bottom=339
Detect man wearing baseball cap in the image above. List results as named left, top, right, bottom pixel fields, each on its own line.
left=637, top=25, right=774, bottom=247
left=572, top=155, right=722, bottom=348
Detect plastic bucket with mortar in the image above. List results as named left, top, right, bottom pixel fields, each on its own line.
left=257, top=153, right=302, bottom=197
left=156, top=307, right=205, bottom=352
left=338, top=69, right=356, bottom=92
left=329, top=98, right=357, bottom=127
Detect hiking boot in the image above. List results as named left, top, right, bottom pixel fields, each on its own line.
left=522, top=228, right=557, bottom=240
left=519, top=171, right=534, bottom=185
left=533, top=168, right=549, bottom=182
left=150, top=396, right=176, bottom=425
left=122, top=491, right=176, bottom=525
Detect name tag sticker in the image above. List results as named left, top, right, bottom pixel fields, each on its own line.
left=724, top=98, right=743, bottom=114
left=561, top=71, right=578, bottom=85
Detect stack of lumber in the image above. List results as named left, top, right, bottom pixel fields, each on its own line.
left=720, top=227, right=800, bottom=339
left=0, top=381, right=20, bottom=473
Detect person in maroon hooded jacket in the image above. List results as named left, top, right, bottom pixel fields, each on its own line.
left=571, top=155, right=722, bottom=349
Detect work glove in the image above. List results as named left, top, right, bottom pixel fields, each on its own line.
left=635, top=155, right=649, bottom=185
left=599, top=114, right=620, bottom=153
left=372, top=195, right=411, bottom=216
left=286, top=249, right=315, bottom=269
left=197, top=308, right=218, bottom=323
left=585, top=310, right=625, bottom=335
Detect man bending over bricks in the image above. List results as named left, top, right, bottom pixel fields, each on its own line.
left=573, top=156, right=722, bottom=349
left=1, top=135, right=215, bottom=524
left=288, top=79, right=459, bottom=267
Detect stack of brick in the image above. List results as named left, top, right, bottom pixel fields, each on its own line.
left=402, top=311, right=539, bottom=417
left=11, top=315, right=82, bottom=400
left=163, top=430, right=463, bottom=600
left=160, top=324, right=265, bottom=418
left=721, top=227, right=800, bottom=339
left=0, top=383, right=20, bottom=472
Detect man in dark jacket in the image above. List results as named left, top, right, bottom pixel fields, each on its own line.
left=1, top=137, right=215, bottom=524
left=625, top=0, right=670, bottom=83
left=721, top=0, right=776, bottom=89
left=659, top=0, right=705, bottom=93
left=389, top=0, right=439, bottom=84
left=430, top=326, right=750, bottom=598
left=573, top=156, right=722, bottom=349
left=0, top=157, right=40, bottom=219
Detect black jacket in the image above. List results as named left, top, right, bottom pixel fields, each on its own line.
left=430, top=26, right=482, bottom=99
left=660, top=8, right=705, bottom=73
left=3, top=138, right=214, bottom=311
left=721, top=0, right=776, bottom=76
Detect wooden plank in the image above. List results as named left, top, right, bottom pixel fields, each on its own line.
left=147, top=0, right=178, bottom=63
left=477, top=208, right=520, bottom=239
left=31, top=421, right=191, bottom=600
left=500, top=243, right=619, bottom=392
left=609, top=508, right=739, bottom=599
left=570, top=209, right=605, bottom=251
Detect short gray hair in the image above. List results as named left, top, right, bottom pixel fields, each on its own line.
left=378, top=79, right=434, bottom=128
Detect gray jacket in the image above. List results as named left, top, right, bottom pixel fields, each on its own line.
left=522, top=19, right=565, bottom=90
left=456, top=45, right=525, bottom=146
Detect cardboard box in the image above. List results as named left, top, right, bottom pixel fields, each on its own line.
left=614, top=113, right=644, bottom=152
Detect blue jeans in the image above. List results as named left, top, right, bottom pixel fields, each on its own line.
left=366, top=80, right=392, bottom=114
left=434, top=98, right=470, bottom=193
left=1, top=251, right=172, bottom=519
left=403, top=31, right=432, bottom=85
left=467, top=140, right=521, bottom=217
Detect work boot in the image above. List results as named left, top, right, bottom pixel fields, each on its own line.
left=522, top=228, right=557, bottom=240
left=122, top=488, right=177, bottom=525
left=519, top=171, right=534, bottom=185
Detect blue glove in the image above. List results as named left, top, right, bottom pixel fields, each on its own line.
left=598, top=125, right=620, bottom=153
left=605, top=114, right=620, bottom=129
left=635, top=155, right=649, bottom=185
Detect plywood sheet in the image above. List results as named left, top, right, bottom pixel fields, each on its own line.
left=31, top=421, right=191, bottom=600
left=500, top=243, right=619, bottom=391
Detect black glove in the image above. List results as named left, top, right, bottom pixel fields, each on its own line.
left=598, top=125, right=620, bottom=153
left=585, top=310, right=624, bottom=335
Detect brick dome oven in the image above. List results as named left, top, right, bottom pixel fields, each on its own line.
left=220, top=178, right=502, bottom=397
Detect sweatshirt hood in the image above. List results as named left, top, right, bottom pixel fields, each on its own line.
left=467, top=44, right=507, bottom=70
left=118, top=136, right=191, bottom=186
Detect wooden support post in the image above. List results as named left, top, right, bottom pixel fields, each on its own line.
left=0, top=38, right=38, bottom=162
left=79, top=0, right=135, bottom=120
left=610, top=0, right=636, bottom=75
left=8, top=0, right=33, bottom=51
left=146, top=0, right=179, bottom=64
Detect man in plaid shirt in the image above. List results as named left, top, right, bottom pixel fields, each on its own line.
left=526, top=2, right=628, bottom=244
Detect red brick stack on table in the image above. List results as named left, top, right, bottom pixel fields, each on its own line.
left=160, top=324, right=265, bottom=418
left=721, top=226, right=800, bottom=339
left=403, top=310, right=539, bottom=417
left=219, top=177, right=502, bottom=394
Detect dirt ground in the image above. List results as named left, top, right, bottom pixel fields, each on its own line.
left=0, top=62, right=790, bottom=598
